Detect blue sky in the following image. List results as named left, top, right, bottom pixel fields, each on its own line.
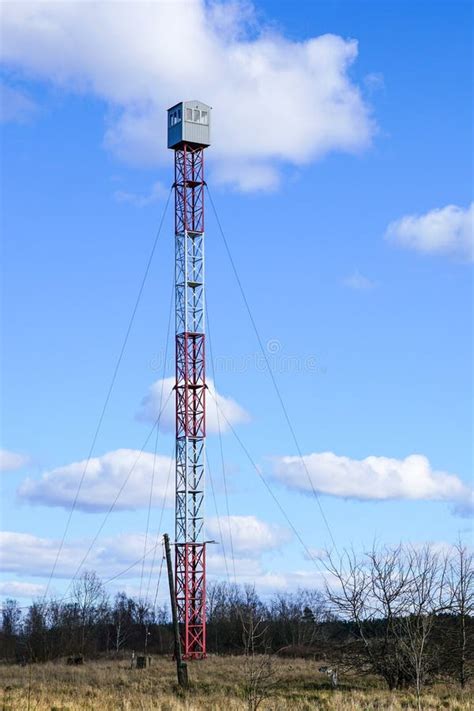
left=1, top=0, right=472, bottom=604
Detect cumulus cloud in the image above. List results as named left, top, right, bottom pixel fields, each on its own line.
left=0, top=529, right=321, bottom=597
left=17, top=448, right=174, bottom=512
left=207, top=551, right=263, bottom=579
left=257, top=568, right=328, bottom=592
left=208, top=551, right=328, bottom=590
left=0, top=530, right=165, bottom=581
left=272, top=452, right=472, bottom=512
left=1, top=531, right=81, bottom=578
left=0, top=580, right=46, bottom=598
left=137, top=377, right=249, bottom=433
left=207, top=515, right=291, bottom=557
left=3, top=530, right=466, bottom=600
left=0, top=449, right=29, bottom=472
left=208, top=560, right=326, bottom=591
left=385, top=203, right=474, bottom=261
left=0, top=529, right=289, bottom=592
left=0, top=0, right=375, bottom=190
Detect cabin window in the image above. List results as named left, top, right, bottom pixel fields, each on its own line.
left=184, top=107, right=209, bottom=124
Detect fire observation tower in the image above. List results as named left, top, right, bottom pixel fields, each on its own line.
left=167, top=100, right=211, bottom=659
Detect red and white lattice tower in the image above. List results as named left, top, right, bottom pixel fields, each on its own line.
left=167, top=100, right=211, bottom=659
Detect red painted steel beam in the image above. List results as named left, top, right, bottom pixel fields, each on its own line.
left=174, top=142, right=207, bottom=659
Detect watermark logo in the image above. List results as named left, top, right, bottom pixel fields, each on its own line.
left=266, top=338, right=281, bottom=354
left=149, top=338, right=326, bottom=375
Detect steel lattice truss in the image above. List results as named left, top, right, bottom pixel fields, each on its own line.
left=174, top=144, right=207, bottom=659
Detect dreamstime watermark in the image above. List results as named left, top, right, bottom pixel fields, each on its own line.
left=149, top=339, right=327, bottom=375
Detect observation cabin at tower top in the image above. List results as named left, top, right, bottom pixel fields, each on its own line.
left=167, top=100, right=211, bottom=149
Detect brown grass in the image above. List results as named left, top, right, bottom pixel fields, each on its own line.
left=0, top=656, right=471, bottom=711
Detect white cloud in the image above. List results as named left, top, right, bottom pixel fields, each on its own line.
left=0, top=529, right=290, bottom=592
left=137, top=377, right=249, bottom=433
left=3, top=530, right=468, bottom=601
left=0, top=449, right=29, bottom=472
left=1, top=531, right=81, bottom=578
left=409, top=540, right=472, bottom=558
left=385, top=203, right=474, bottom=261
left=206, top=515, right=291, bottom=557
left=303, top=547, right=328, bottom=562
left=207, top=551, right=263, bottom=579
left=0, top=580, right=46, bottom=598
left=256, top=568, right=328, bottom=592
left=113, top=180, right=168, bottom=207
left=363, top=72, right=385, bottom=93
left=17, top=448, right=174, bottom=512
left=452, top=492, right=474, bottom=519
left=273, top=452, right=472, bottom=511
left=0, top=530, right=165, bottom=582
left=208, top=557, right=327, bottom=592
left=342, top=270, right=375, bottom=290
left=0, top=81, right=37, bottom=123
left=0, top=529, right=321, bottom=598
left=0, top=0, right=375, bottom=190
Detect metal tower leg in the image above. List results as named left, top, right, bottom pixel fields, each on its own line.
left=174, top=144, right=207, bottom=659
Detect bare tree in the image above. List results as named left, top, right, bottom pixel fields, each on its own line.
left=72, top=570, right=108, bottom=655
left=395, top=546, right=446, bottom=709
left=366, top=545, right=412, bottom=689
left=325, top=543, right=449, bottom=699
left=446, top=541, right=473, bottom=687
left=23, top=602, right=47, bottom=662
left=1, top=550, right=469, bottom=679
left=1, top=599, right=22, bottom=661
left=111, top=592, right=134, bottom=655
left=269, top=589, right=328, bottom=651
left=242, top=611, right=276, bottom=711
left=207, top=581, right=243, bottom=652
left=325, top=549, right=388, bottom=681
left=135, top=598, right=153, bottom=655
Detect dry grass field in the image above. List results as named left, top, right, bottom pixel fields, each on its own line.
left=0, top=656, right=471, bottom=711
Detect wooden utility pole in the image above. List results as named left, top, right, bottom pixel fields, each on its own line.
left=164, top=533, right=188, bottom=688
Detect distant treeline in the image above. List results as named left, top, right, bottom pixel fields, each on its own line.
left=1, top=542, right=472, bottom=694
